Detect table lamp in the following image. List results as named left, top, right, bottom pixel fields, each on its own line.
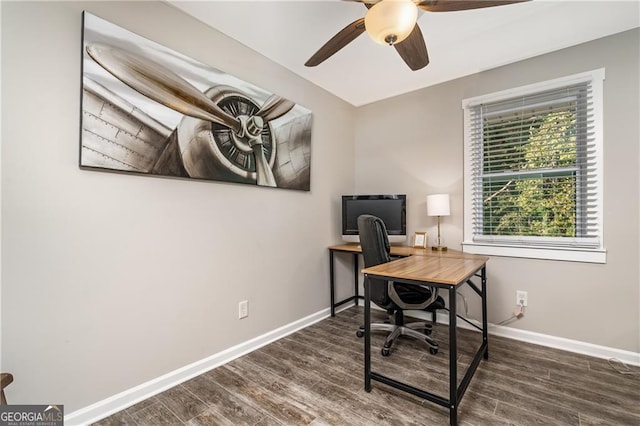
left=427, top=194, right=450, bottom=251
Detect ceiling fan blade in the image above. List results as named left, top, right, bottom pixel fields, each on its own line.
left=394, top=24, right=429, bottom=71
left=305, top=18, right=366, bottom=67
left=418, top=0, right=529, bottom=13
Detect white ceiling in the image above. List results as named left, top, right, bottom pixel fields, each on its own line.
left=170, top=0, right=640, bottom=106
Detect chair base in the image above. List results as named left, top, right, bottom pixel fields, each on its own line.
left=357, top=320, right=439, bottom=356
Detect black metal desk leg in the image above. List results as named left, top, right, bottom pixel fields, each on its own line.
left=364, top=278, right=372, bottom=392
left=449, top=286, right=458, bottom=426
left=481, top=266, right=488, bottom=360
left=329, top=250, right=336, bottom=317
left=353, top=253, right=359, bottom=306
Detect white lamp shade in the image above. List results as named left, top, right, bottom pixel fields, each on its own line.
left=427, top=194, right=450, bottom=217
left=364, top=0, right=418, bottom=45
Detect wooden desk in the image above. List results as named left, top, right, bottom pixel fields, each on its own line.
left=327, top=244, right=479, bottom=316
left=361, top=252, right=489, bottom=426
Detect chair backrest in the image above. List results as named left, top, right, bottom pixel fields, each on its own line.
left=357, top=214, right=393, bottom=308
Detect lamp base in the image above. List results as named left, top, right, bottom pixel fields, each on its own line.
left=432, top=246, right=448, bottom=251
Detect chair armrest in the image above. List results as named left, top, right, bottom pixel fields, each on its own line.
left=0, top=373, right=13, bottom=389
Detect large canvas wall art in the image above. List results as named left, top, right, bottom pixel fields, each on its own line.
left=80, top=12, right=313, bottom=191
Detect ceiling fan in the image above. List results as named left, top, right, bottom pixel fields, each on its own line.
left=305, top=0, right=529, bottom=71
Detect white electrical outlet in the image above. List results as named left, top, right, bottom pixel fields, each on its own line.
left=238, top=300, right=248, bottom=319
left=516, top=291, right=528, bottom=307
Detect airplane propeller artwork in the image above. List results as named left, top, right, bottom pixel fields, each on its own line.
left=87, top=43, right=295, bottom=186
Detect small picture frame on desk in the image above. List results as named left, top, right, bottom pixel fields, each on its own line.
left=413, top=232, right=427, bottom=248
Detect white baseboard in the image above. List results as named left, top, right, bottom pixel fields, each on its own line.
left=65, top=307, right=331, bottom=426
left=66, top=303, right=639, bottom=425
left=485, top=321, right=640, bottom=367
left=405, top=309, right=640, bottom=367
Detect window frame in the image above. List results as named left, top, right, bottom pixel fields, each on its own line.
left=462, top=69, right=606, bottom=263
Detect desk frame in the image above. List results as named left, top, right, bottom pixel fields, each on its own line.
left=328, top=249, right=361, bottom=316
left=328, top=245, right=427, bottom=316
left=363, top=264, right=488, bottom=426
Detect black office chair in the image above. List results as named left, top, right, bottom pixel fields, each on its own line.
left=356, top=214, right=444, bottom=356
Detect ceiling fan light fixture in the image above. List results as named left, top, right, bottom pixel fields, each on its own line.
left=364, top=0, right=418, bottom=46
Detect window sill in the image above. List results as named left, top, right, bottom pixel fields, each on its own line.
left=462, top=242, right=606, bottom=264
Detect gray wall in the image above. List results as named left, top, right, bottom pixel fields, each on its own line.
left=354, top=28, right=640, bottom=353
left=2, top=0, right=638, bottom=415
left=1, top=1, right=355, bottom=412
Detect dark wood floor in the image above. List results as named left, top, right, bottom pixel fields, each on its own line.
left=94, top=306, right=640, bottom=425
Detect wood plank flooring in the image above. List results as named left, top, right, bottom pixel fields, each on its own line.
left=94, top=306, right=640, bottom=425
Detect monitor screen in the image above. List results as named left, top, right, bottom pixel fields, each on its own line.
left=341, top=195, right=406, bottom=243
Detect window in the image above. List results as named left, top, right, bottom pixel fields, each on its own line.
left=462, top=69, right=605, bottom=263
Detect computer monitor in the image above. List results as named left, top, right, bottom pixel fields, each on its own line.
left=341, top=194, right=407, bottom=244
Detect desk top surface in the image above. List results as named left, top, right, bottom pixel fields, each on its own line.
left=361, top=255, right=487, bottom=286
left=329, top=243, right=484, bottom=260
left=328, top=244, right=489, bottom=286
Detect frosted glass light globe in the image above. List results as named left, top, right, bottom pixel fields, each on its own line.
left=365, top=0, right=418, bottom=46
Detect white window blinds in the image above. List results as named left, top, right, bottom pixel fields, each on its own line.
left=463, top=70, right=605, bottom=262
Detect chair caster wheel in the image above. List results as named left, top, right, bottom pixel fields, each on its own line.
left=424, top=328, right=433, bottom=336
left=430, top=347, right=438, bottom=355
left=356, top=330, right=364, bottom=338
left=381, top=347, right=391, bottom=357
